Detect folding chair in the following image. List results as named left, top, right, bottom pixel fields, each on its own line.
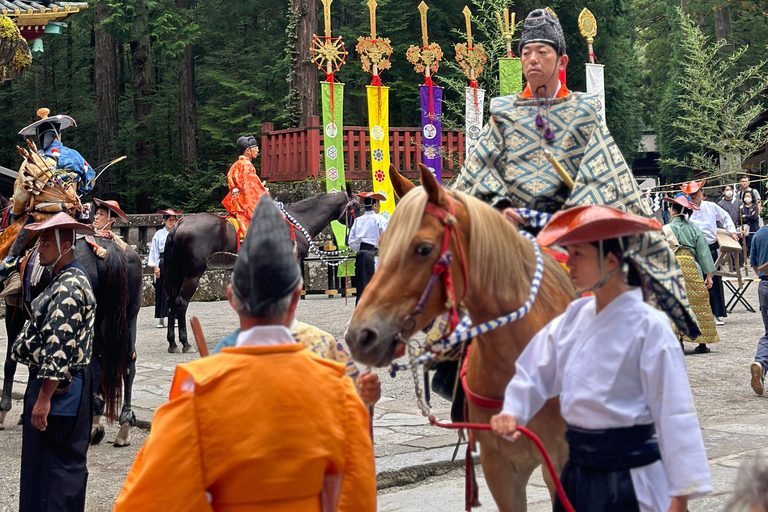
left=714, top=229, right=756, bottom=313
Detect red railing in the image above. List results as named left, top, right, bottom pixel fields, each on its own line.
left=261, top=116, right=466, bottom=182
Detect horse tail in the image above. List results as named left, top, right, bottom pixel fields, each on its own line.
left=100, top=241, right=129, bottom=422
left=162, top=221, right=180, bottom=312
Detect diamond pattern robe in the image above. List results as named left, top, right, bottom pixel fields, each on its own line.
left=453, top=91, right=699, bottom=338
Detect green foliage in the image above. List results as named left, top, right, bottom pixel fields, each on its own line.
left=657, top=9, right=768, bottom=180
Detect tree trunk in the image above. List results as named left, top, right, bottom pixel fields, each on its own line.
left=713, top=7, right=733, bottom=54
left=93, top=2, right=119, bottom=195
left=130, top=6, right=153, bottom=163
left=177, top=0, right=197, bottom=171
left=288, top=0, right=318, bottom=128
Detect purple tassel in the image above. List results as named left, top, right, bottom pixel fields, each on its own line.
left=535, top=113, right=545, bottom=127
left=544, top=127, right=555, bottom=141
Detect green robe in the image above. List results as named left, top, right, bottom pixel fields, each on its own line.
left=668, top=216, right=715, bottom=277
left=453, top=91, right=699, bottom=338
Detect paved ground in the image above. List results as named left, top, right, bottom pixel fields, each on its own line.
left=1, top=277, right=768, bottom=510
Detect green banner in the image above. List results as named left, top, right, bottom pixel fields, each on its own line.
left=498, top=58, right=523, bottom=96
left=321, top=81, right=348, bottom=248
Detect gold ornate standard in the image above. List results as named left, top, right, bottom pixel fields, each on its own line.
left=405, top=1, right=442, bottom=78
left=356, top=0, right=392, bottom=77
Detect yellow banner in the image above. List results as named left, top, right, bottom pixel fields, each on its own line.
left=366, top=85, right=394, bottom=217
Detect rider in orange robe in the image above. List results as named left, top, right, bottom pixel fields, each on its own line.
left=222, top=135, right=268, bottom=238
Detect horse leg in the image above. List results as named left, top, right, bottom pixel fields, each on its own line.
left=1, top=301, right=26, bottom=429
left=90, top=356, right=106, bottom=445
left=178, top=277, right=200, bottom=353
left=114, top=315, right=137, bottom=447
left=480, top=444, right=536, bottom=512
left=167, top=307, right=180, bottom=353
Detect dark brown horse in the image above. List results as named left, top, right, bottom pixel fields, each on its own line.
left=162, top=187, right=359, bottom=351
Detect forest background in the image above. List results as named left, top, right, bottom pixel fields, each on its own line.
left=0, top=0, right=765, bottom=213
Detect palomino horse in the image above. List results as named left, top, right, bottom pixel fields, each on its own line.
left=162, top=187, right=359, bottom=351
left=346, top=165, right=577, bottom=511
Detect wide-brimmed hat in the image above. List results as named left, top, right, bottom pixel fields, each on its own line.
left=25, top=212, right=96, bottom=234
left=680, top=179, right=705, bottom=195
left=537, top=205, right=661, bottom=247
left=18, top=108, right=77, bottom=137
left=357, top=191, right=387, bottom=201
left=93, top=198, right=128, bottom=222
left=663, top=194, right=700, bottom=211
left=156, top=209, right=182, bottom=217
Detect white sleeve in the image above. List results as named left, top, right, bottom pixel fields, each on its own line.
left=147, top=233, right=160, bottom=267
left=639, top=316, right=712, bottom=499
left=715, top=204, right=737, bottom=234
left=348, top=221, right=361, bottom=253
left=501, top=318, right=562, bottom=427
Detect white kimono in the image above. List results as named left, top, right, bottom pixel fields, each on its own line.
left=502, top=288, right=712, bottom=511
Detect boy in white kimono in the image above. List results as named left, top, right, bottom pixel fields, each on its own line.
left=491, top=205, right=712, bottom=512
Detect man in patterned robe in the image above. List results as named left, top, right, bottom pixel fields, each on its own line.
left=453, top=8, right=698, bottom=338
left=11, top=213, right=97, bottom=512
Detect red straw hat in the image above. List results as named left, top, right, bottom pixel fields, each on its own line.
left=536, top=205, right=662, bottom=247
left=680, top=179, right=705, bottom=195
left=663, top=194, right=700, bottom=211
left=357, top=191, right=387, bottom=201
left=156, top=209, right=182, bottom=216
left=93, top=198, right=128, bottom=222
left=25, top=212, right=96, bottom=234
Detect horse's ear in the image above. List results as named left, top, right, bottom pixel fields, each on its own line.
left=345, top=182, right=354, bottom=198
left=419, top=163, right=445, bottom=205
left=389, top=164, right=416, bottom=200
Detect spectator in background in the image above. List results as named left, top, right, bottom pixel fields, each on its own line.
left=743, top=192, right=760, bottom=260
left=739, top=175, right=762, bottom=215
left=749, top=224, right=768, bottom=396
left=718, top=185, right=741, bottom=228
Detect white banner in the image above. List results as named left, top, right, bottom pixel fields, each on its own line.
left=585, top=63, right=606, bottom=122
left=465, top=86, right=485, bottom=157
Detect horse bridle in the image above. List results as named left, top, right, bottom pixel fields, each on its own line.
left=395, top=194, right=469, bottom=345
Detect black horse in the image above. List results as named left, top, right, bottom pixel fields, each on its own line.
left=163, top=188, right=359, bottom=351
left=0, top=235, right=143, bottom=447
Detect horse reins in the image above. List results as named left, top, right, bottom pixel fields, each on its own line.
left=394, top=194, right=469, bottom=346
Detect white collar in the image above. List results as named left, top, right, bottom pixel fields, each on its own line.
left=235, top=325, right=295, bottom=348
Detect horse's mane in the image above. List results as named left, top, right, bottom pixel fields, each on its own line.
left=380, top=187, right=575, bottom=306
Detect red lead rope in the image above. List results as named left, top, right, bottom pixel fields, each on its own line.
left=427, top=415, right=576, bottom=512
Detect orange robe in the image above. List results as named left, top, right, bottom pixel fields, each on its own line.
left=113, top=344, right=376, bottom=512
left=222, top=156, right=268, bottom=236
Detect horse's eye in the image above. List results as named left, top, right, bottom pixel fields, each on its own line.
left=415, top=243, right=433, bottom=256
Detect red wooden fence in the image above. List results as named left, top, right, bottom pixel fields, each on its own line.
left=261, top=116, right=466, bottom=182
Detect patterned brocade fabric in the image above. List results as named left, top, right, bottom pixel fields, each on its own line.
left=452, top=91, right=700, bottom=339
left=292, top=321, right=361, bottom=382
left=12, top=265, right=96, bottom=380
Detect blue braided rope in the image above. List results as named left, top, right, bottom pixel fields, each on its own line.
left=514, top=208, right=552, bottom=228
left=389, top=230, right=545, bottom=374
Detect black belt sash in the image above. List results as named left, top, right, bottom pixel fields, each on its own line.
left=565, top=423, right=660, bottom=472
left=359, top=242, right=377, bottom=252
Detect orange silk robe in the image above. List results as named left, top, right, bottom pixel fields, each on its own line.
left=221, top=156, right=268, bottom=235
left=113, top=344, right=376, bottom=512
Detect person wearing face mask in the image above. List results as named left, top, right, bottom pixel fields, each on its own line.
left=11, top=213, right=97, bottom=512
left=742, top=192, right=760, bottom=258
left=718, top=185, right=741, bottom=228
left=739, top=175, right=761, bottom=215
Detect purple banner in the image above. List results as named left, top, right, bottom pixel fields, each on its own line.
left=420, top=84, right=443, bottom=182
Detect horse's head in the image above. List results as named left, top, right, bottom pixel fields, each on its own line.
left=346, top=164, right=475, bottom=367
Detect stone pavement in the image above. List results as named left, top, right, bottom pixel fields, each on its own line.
left=2, top=278, right=768, bottom=510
